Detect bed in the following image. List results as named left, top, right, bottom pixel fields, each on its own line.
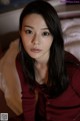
left=0, top=2, right=80, bottom=121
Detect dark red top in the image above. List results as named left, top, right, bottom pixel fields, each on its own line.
left=16, top=52, right=80, bottom=121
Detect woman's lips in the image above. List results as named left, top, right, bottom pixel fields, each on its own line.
left=31, top=48, right=42, bottom=53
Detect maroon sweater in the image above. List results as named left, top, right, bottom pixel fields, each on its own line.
left=16, top=52, right=80, bottom=121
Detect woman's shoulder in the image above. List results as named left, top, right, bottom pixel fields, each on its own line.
left=15, top=53, right=35, bottom=96
left=15, top=52, right=22, bottom=73
left=65, top=51, right=80, bottom=96
left=65, top=51, right=80, bottom=72
left=65, top=51, right=80, bottom=66
left=15, top=52, right=25, bottom=84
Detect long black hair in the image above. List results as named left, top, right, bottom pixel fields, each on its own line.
left=19, top=0, right=69, bottom=98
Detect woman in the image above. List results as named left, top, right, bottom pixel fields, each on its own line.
left=16, top=0, right=80, bottom=121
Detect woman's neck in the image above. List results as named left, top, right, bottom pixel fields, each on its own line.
left=34, top=62, right=48, bottom=84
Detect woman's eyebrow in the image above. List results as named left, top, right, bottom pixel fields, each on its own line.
left=41, top=28, right=48, bottom=30
left=24, top=25, right=49, bottom=30
left=24, top=25, right=34, bottom=29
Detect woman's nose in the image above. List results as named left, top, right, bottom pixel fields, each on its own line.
left=32, top=34, right=40, bottom=45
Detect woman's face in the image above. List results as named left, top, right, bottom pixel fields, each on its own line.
left=20, top=13, right=53, bottom=63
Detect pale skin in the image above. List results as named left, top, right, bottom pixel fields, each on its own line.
left=20, top=13, right=53, bottom=84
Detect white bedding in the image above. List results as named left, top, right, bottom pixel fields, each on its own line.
left=61, top=18, right=80, bottom=61
left=0, top=39, right=22, bottom=115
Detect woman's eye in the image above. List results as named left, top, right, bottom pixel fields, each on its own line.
left=42, top=31, right=50, bottom=36
left=25, top=30, right=32, bottom=34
